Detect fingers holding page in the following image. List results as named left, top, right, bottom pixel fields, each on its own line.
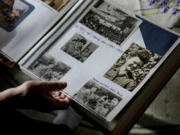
left=51, top=91, right=72, bottom=109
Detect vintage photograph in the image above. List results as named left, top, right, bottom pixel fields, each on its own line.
left=0, top=0, right=34, bottom=31
left=73, top=80, right=121, bottom=117
left=80, top=1, right=139, bottom=46
left=104, top=43, right=161, bottom=91
left=41, top=0, right=70, bottom=11
left=61, top=34, right=98, bottom=63
left=29, top=54, right=71, bottom=81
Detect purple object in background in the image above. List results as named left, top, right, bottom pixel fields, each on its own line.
left=176, top=0, right=180, bottom=4
left=171, top=7, right=179, bottom=14
left=161, top=5, right=169, bottom=13
left=148, top=0, right=179, bottom=15
left=149, top=0, right=158, bottom=5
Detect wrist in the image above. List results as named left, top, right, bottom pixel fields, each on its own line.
left=15, top=82, right=29, bottom=97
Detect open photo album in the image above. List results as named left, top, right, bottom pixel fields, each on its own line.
left=1, top=0, right=180, bottom=122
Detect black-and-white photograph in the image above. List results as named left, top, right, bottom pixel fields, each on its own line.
left=29, top=54, right=71, bottom=81
left=73, top=80, right=121, bottom=117
left=80, top=1, right=139, bottom=46
left=61, top=34, right=98, bottom=62
left=104, top=43, right=161, bottom=91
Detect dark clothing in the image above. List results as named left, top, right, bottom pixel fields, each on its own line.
left=0, top=106, right=72, bottom=134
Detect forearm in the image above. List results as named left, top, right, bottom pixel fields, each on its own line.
left=0, top=87, right=21, bottom=102
left=0, top=81, right=71, bottom=111
left=0, top=84, right=26, bottom=109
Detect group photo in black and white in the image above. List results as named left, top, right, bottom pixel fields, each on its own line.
left=29, top=54, right=71, bottom=81
left=80, top=1, right=139, bottom=46
left=73, top=80, right=121, bottom=117
left=104, top=43, right=161, bottom=91
left=61, top=34, right=98, bottom=63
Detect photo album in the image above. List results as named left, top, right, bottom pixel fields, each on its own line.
left=1, top=0, right=180, bottom=122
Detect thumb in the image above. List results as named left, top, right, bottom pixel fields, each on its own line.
left=45, top=82, right=67, bottom=91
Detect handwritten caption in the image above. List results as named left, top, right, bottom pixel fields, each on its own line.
left=92, top=77, right=123, bottom=98
left=75, top=24, right=124, bottom=54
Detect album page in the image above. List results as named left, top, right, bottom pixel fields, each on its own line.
left=19, top=0, right=179, bottom=122
left=0, top=0, right=79, bottom=62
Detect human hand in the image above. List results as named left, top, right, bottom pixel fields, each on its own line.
left=16, top=80, right=72, bottom=112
